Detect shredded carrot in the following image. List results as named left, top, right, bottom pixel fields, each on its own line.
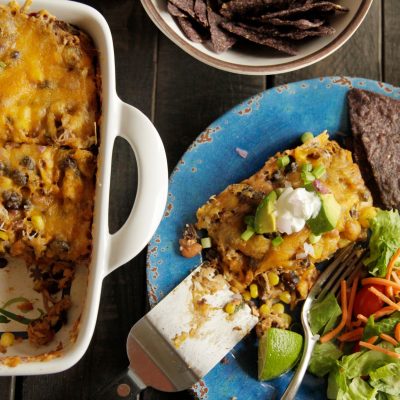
left=386, top=248, right=400, bottom=281
left=368, top=287, right=400, bottom=311
left=366, top=336, right=378, bottom=344
left=373, top=306, right=397, bottom=320
left=395, top=323, right=400, bottom=343
left=357, top=314, right=368, bottom=323
left=392, top=271, right=400, bottom=285
left=338, top=328, right=364, bottom=342
left=346, top=273, right=360, bottom=329
left=386, top=248, right=400, bottom=297
left=380, top=333, right=399, bottom=346
left=351, top=320, right=363, bottom=328
left=320, top=280, right=348, bottom=343
left=362, top=277, right=400, bottom=291
left=359, top=341, right=400, bottom=359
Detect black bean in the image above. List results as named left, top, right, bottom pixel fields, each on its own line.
left=49, top=239, right=70, bottom=254
left=10, top=50, right=20, bottom=59
left=22, top=199, right=32, bottom=210
left=2, top=190, right=22, bottom=210
left=0, top=258, right=8, bottom=268
left=285, top=157, right=298, bottom=173
left=20, top=156, right=35, bottom=170
left=60, top=157, right=78, bottom=171
left=271, top=170, right=283, bottom=182
left=182, top=224, right=198, bottom=242
left=10, top=170, right=28, bottom=186
left=281, top=271, right=300, bottom=291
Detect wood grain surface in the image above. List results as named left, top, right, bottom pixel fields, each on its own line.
left=0, top=0, right=398, bottom=399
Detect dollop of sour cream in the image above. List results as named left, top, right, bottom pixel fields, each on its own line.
left=275, top=187, right=321, bottom=235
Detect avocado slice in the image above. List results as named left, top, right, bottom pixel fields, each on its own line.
left=254, top=191, right=277, bottom=234
left=307, top=193, right=341, bottom=235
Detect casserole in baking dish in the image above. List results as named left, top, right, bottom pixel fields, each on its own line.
left=0, top=0, right=168, bottom=374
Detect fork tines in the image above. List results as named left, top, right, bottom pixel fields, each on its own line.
left=312, top=244, right=366, bottom=303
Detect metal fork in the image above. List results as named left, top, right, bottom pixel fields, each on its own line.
left=281, top=244, right=365, bottom=400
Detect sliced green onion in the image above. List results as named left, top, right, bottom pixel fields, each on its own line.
left=301, top=132, right=314, bottom=143
left=309, top=233, right=321, bottom=244
left=301, top=163, right=312, bottom=173
left=241, top=227, right=255, bottom=241
left=312, top=165, right=326, bottom=179
left=201, top=237, right=212, bottom=248
left=271, top=236, right=283, bottom=247
left=0, top=61, right=6, bottom=69
left=244, top=215, right=255, bottom=227
left=301, top=171, right=315, bottom=185
left=304, top=182, right=316, bottom=192
left=277, top=155, right=290, bottom=169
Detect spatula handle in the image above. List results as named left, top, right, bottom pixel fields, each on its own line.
left=93, top=367, right=146, bottom=400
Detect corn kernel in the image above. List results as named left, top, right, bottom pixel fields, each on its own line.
left=242, top=291, right=251, bottom=302
left=31, top=215, right=45, bottom=232
left=0, top=332, right=14, bottom=347
left=281, top=313, right=293, bottom=326
left=224, top=302, right=236, bottom=315
left=271, top=303, right=285, bottom=314
left=0, top=231, right=8, bottom=241
left=359, top=206, right=377, bottom=228
left=313, top=245, right=323, bottom=260
left=0, top=176, right=13, bottom=189
left=267, top=272, right=279, bottom=286
left=279, top=291, right=292, bottom=304
left=250, top=284, right=259, bottom=299
left=259, top=304, right=270, bottom=316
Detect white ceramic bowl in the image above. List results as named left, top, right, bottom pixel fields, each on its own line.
left=141, top=0, right=373, bottom=75
left=0, top=0, right=168, bottom=375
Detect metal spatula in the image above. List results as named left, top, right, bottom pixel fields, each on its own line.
left=94, top=265, right=258, bottom=399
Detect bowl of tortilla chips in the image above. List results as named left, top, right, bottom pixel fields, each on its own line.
left=141, top=0, right=373, bottom=75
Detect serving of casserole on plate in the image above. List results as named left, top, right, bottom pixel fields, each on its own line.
left=147, top=77, right=400, bottom=399
left=0, top=0, right=168, bottom=375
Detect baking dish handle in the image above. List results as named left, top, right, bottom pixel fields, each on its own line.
left=107, top=99, right=168, bottom=275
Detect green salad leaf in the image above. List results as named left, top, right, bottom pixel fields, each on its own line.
left=309, top=342, right=343, bottom=377
left=337, top=348, right=399, bottom=380
left=363, top=209, right=400, bottom=277
left=339, top=377, right=378, bottom=400
left=309, top=292, right=342, bottom=335
left=363, top=312, right=400, bottom=340
left=370, top=363, right=400, bottom=396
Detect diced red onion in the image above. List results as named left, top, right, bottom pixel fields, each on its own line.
left=312, top=179, right=330, bottom=194
left=235, top=147, right=248, bottom=159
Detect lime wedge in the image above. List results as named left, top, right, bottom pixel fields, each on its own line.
left=258, top=327, right=303, bottom=380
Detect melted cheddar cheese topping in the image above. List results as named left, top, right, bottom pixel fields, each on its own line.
left=0, top=2, right=99, bottom=347
left=197, top=134, right=372, bottom=295
left=0, top=2, right=98, bottom=148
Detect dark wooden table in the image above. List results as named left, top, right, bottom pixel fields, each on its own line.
left=1, top=0, right=399, bottom=399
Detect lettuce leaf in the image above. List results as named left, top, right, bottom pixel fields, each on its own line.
left=337, top=348, right=398, bottom=380
left=337, top=377, right=378, bottom=400
left=363, top=312, right=400, bottom=340
left=370, top=363, right=400, bottom=396
left=309, top=342, right=343, bottom=377
left=309, top=292, right=342, bottom=335
left=364, top=210, right=400, bottom=277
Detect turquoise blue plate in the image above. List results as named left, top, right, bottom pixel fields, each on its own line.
left=146, top=77, right=400, bottom=400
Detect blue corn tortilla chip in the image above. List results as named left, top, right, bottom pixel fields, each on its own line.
left=194, top=0, right=209, bottom=27
left=207, top=4, right=237, bottom=53
left=220, top=21, right=297, bottom=55
left=176, top=16, right=208, bottom=42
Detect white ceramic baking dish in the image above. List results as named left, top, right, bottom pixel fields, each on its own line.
left=0, top=0, right=168, bottom=375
